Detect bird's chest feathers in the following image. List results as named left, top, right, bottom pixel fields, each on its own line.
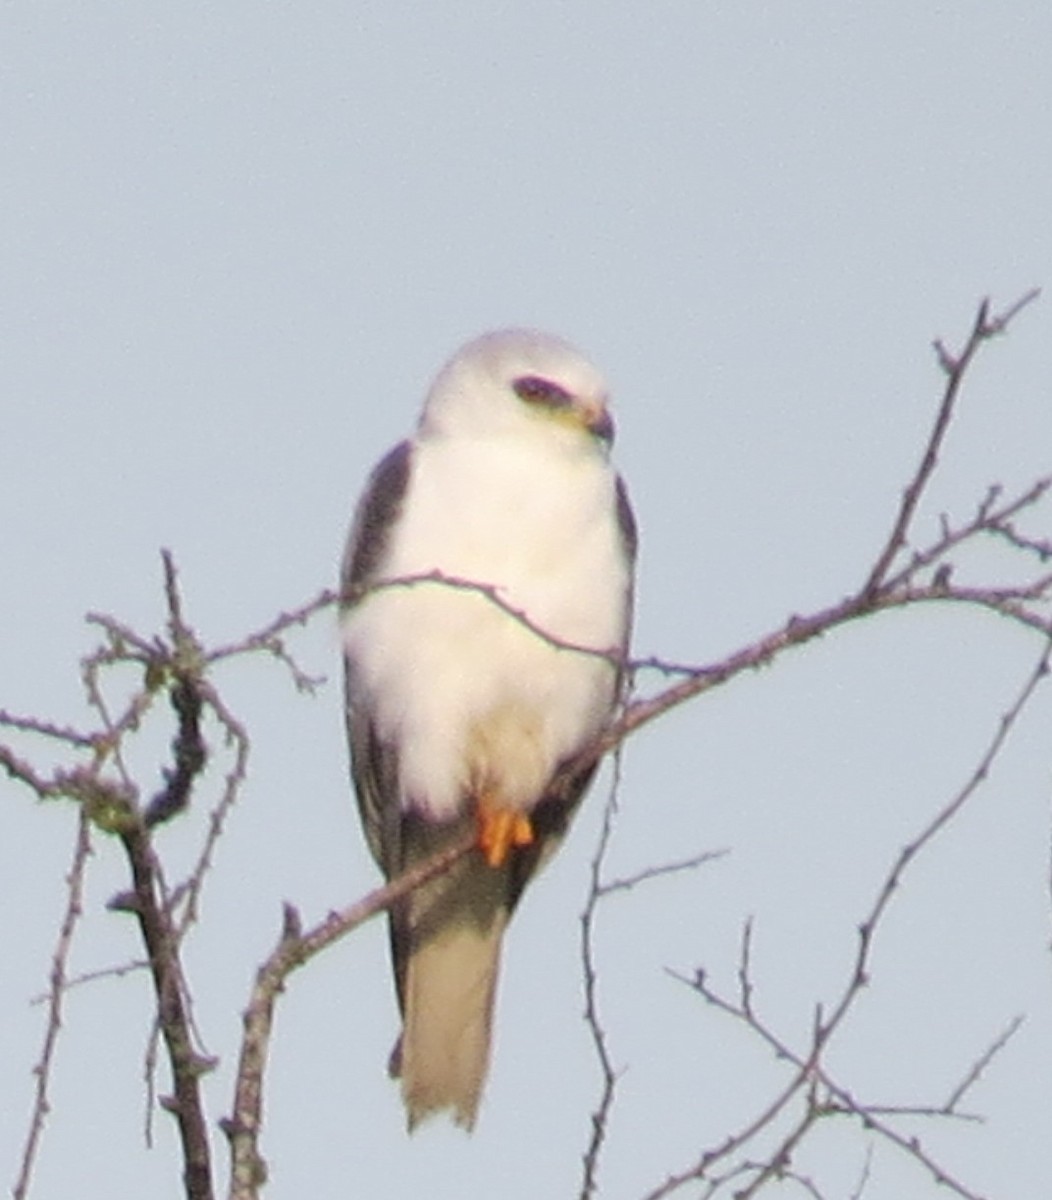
left=348, top=433, right=625, bottom=818
left=387, top=436, right=616, bottom=616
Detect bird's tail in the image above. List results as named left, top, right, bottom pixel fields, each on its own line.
left=396, top=905, right=508, bottom=1131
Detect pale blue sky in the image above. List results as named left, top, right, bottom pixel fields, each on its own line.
left=3, top=4, right=1051, bottom=1198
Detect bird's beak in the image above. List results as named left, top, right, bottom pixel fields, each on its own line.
left=579, top=397, right=615, bottom=443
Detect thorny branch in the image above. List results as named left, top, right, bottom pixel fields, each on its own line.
left=579, top=752, right=627, bottom=1200
left=12, top=811, right=92, bottom=1200
left=4, top=553, right=230, bottom=1200
left=864, top=287, right=1040, bottom=596
left=570, top=291, right=1049, bottom=1196
left=115, top=813, right=217, bottom=1200
left=1, top=292, right=1048, bottom=1199
left=573, top=295, right=1048, bottom=774
left=942, top=1014, right=1026, bottom=1115
left=649, top=641, right=1049, bottom=1199
left=222, top=833, right=476, bottom=1199
left=578, top=735, right=729, bottom=1200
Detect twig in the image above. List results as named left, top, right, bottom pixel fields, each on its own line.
left=12, top=810, right=92, bottom=1200
left=0, top=711, right=97, bottom=747
left=655, top=639, right=1050, bottom=1199
left=143, top=554, right=209, bottom=826
left=944, top=1014, right=1025, bottom=1114
left=578, top=758, right=624, bottom=1200
left=733, top=1099, right=823, bottom=1200
left=576, top=566, right=1052, bottom=788
left=144, top=677, right=207, bottom=826
left=597, top=848, right=728, bottom=899
left=2, top=290, right=1047, bottom=1200
left=118, top=817, right=216, bottom=1200
left=882, top=476, right=1052, bottom=594
left=172, top=680, right=250, bottom=939
left=848, top=1145, right=874, bottom=1200
left=210, top=571, right=630, bottom=672
left=0, top=742, right=64, bottom=798
left=864, top=289, right=1040, bottom=596
left=818, top=642, right=1050, bottom=1051
left=29, top=957, right=149, bottom=1003
left=205, top=588, right=336, bottom=665
left=223, top=833, right=475, bottom=1200
left=737, top=918, right=756, bottom=1019
left=640, top=1029, right=825, bottom=1200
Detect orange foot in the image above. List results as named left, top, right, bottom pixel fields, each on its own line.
left=476, top=797, right=534, bottom=868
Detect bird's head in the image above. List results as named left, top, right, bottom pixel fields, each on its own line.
left=418, top=329, right=615, bottom=449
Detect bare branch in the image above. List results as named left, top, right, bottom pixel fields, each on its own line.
left=223, top=833, right=475, bottom=1199
left=12, top=811, right=92, bottom=1200
left=578, top=759, right=624, bottom=1200
left=29, top=957, right=149, bottom=1003
left=0, top=741, right=65, bottom=798
left=211, top=570, right=630, bottom=673
left=653, top=639, right=1050, bottom=1199
left=848, top=1146, right=874, bottom=1200
left=737, top=918, right=756, bottom=1020
left=144, top=677, right=207, bottom=827
left=172, top=680, right=250, bottom=939
left=116, top=814, right=216, bottom=1200
left=0, top=711, right=97, bottom=748
left=865, top=288, right=1040, bottom=595
left=818, top=642, right=1050, bottom=1052
left=205, top=588, right=337, bottom=666
left=3, top=291, right=1047, bottom=1199
left=582, top=566, right=1052, bottom=785
left=882, top=476, right=1052, bottom=594
left=640, top=1016, right=824, bottom=1200
left=733, top=1099, right=823, bottom=1200
left=597, top=848, right=728, bottom=899
left=944, top=1014, right=1025, bottom=1114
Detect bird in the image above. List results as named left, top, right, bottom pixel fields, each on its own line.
left=339, top=328, right=636, bottom=1131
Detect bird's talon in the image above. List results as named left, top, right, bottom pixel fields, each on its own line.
left=476, top=802, right=534, bottom=867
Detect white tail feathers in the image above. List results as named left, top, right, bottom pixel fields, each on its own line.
left=398, top=910, right=508, bottom=1131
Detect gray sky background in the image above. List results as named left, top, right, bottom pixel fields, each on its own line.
left=3, top=4, right=1051, bottom=1198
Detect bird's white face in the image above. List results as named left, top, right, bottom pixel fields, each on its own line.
left=418, top=328, right=615, bottom=449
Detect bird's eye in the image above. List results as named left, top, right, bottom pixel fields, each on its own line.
left=512, top=375, right=574, bottom=408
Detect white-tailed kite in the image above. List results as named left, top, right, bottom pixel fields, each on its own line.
left=340, top=329, right=636, bottom=1130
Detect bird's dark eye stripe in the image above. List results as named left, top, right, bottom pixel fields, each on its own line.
left=512, top=375, right=574, bottom=408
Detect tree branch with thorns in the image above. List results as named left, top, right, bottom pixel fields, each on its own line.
left=1, top=292, right=1047, bottom=1200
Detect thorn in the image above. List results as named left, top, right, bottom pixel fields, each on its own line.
left=107, top=889, right=141, bottom=913
left=282, top=902, right=303, bottom=941
left=188, top=1053, right=219, bottom=1078
left=933, top=339, right=957, bottom=374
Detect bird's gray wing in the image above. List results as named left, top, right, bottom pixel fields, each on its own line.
left=341, top=440, right=413, bottom=596
left=615, top=472, right=638, bottom=567
left=612, top=470, right=638, bottom=693
left=340, top=439, right=413, bottom=877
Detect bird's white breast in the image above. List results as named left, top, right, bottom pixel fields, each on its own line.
left=342, top=429, right=630, bottom=822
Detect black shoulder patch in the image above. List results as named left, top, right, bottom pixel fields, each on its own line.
left=341, top=440, right=412, bottom=592
left=615, top=474, right=638, bottom=564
